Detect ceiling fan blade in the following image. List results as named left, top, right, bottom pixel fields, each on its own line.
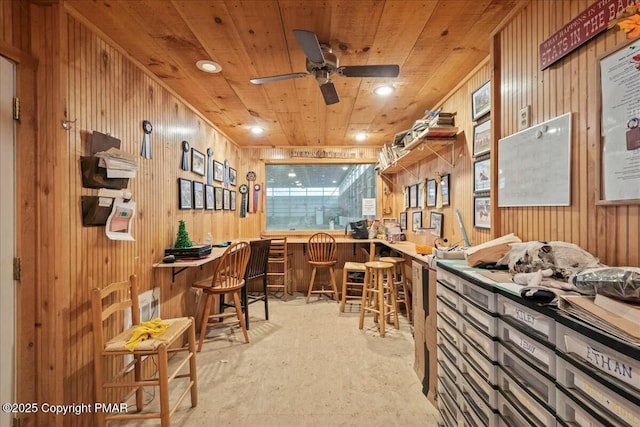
left=339, top=64, right=400, bottom=78
left=293, top=29, right=325, bottom=65
left=250, top=72, right=309, bottom=84
left=319, top=81, right=340, bottom=105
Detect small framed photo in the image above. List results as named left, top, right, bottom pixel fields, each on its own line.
left=213, top=160, right=224, bottom=182
left=472, top=80, right=491, bottom=121
left=405, top=187, right=410, bottom=209
left=230, top=191, right=236, bottom=211
left=441, top=174, right=450, bottom=207
left=229, top=168, right=237, bottom=186
left=399, top=211, right=407, bottom=231
left=214, top=186, right=223, bottom=210
left=205, top=184, right=214, bottom=210
left=191, top=149, right=206, bottom=176
left=473, top=118, right=491, bottom=157
left=412, top=211, right=422, bottom=232
left=426, top=179, right=437, bottom=207
left=223, top=188, right=230, bottom=210
left=430, top=212, right=444, bottom=238
left=178, top=178, right=192, bottom=209
left=409, top=184, right=418, bottom=208
left=473, top=158, right=491, bottom=193
left=474, top=196, right=491, bottom=229
left=417, top=182, right=424, bottom=208
left=193, top=181, right=204, bottom=209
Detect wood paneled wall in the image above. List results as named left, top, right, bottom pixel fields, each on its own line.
left=5, top=1, right=640, bottom=426
left=496, top=0, right=639, bottom=266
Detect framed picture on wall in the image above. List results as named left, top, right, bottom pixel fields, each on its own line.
left=223, top=188, right=230, bottom=210
left=214, top=186, right=223, bottom=210
left=229, top=168, right=237, bottom=186
left=213, top=160, right=224, bottom=182
left=191, top=149, right=206, bottom=176
left=409, top=184, right=418, bottom=208
left=473, top=158, right=491, bottom=193
left=230, top=190, right=236, bottom=211
left=417, top=182, right=424, bottom=208
left=441, top=174, right=450, bottom=207
left=426, top=179, right=437, bottom=207
left=193, top=181, right=204, bottom=209
left=473, top=119, right=491, bottom=157
left=430, top=212, right=443, bottom=238
left=399, top=211, right=407, bottom=231
left=405, top=187, right=410, bottom=210
left=412, top=211, right=422, bottom=232
left=178, top=178, right=192, bottom=209
left=205, top=185, right=214, bottom=210
left=472, top=80, right=491, bottom=121
left=474, top=196, right=491, bottom=229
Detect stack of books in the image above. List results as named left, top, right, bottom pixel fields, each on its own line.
left=164, top=244, right=212, bottom=259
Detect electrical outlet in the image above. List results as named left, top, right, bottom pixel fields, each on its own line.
left=519, top=105, right=531, bottom=130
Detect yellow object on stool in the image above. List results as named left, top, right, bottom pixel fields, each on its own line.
left=125, top=318, right=169, bottom=351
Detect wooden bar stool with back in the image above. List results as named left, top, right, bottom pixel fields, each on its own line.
left=306, top=232, right=339, bottom=303
left=264, top=236, right=292, bottom=301
left=192, top=241, right=251, bottom=351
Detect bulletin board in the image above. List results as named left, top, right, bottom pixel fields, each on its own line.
left=597, top=37, right=640, bottom=204
left=498, top=112, right=572, bottom=207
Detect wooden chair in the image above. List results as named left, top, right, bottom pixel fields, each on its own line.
left=241, top=238, right=272, bottom=329
left=91, top=275, right=197, bottom=427
left=265, top=236, right=292, bottom=301
left=192, top=241, right=251, bottom=351
left=306, top=232, right=339, bottom=303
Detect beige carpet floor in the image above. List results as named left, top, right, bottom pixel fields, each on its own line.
left=119, top=293, right=440, bottom=427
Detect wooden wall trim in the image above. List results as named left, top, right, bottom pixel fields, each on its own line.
left=0, top=40, right=39, bottom=69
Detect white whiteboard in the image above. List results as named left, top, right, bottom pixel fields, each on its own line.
left=498, top=112, right=571, bottom=207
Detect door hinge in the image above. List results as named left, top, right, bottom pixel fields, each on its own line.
left=13, top=97, right=20, bottom=121
left=13, top=257, right=21, bottom=281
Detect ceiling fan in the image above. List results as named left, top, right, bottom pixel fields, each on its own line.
left=250, top=29, right=400, bottom=105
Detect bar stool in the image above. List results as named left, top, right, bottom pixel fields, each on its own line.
left=306, top=232, right=339, bottom=303
left=340, top=261, right=367, bottom=312
left=264, top=236, right=291, bottom=301
left=379, top=256, right=412, bottom=322
left=358, top=261, right=399, bottom=337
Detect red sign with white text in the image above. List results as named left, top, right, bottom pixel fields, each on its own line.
left=539, top=0, right=636, bottom=70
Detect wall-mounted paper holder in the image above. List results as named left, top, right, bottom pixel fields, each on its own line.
left=81, top=189, right=133, bottom=226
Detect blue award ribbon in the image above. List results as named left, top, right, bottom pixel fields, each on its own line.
left=141, top=120, right=153, bottom=159
left=181, top=141, right=189, bottom=170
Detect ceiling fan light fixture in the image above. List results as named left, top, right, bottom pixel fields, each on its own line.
left=196, top=60, right=222, bottom=73
left=374, top=85, right=394, bottom=96
left=250, top=126, right=264, bottom=135
left=355, top=132, right=367, bottom=141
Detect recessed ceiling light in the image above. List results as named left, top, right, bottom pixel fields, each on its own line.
left=288, top=172, right=296, bottom=177
left=355, top=132, right=367, bottom=141
left=374, top=85, right=394, bottom=96
left=332, top=180, right=337, bottom=184
left=196, top=60, right=222, bottom=73
left=342, top=166, right=348, bottom=170
left=250, top=126, right=264, bottom=135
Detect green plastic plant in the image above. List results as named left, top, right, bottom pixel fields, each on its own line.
left=174, top=220, right=193, bottom=248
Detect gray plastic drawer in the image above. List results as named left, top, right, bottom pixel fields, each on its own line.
left=459, top=354, right=498, bottom=409
left=459, top=335, right=499, bottom=386
left=556, top=356, right=640, bottom=427
left=459, top=381, right=500, bottom=427
left=437, top=313, right=461, bottom=349
left=556, top=322, right=640, bottom=393
left=438, top=301, right=460, bottom=330
left=498, top=344, right=556, bottom=409
left=459, top=298, right=499, bottom=338
left=497, top=294, right=555, bottom=345
left=437, top=268, right=463, bottom=293
left=438, top=347, right=461, bottom=386
left=437, top=282, right=460, bottom=310
left=498, top=392, right=538, bottom=427
left=438, top=395, right=458, bottom=427
left=556, top=388, right=620, bottom=427
left=438, top=378, right=460, bottom=425
left=460, top=316, right=499, bottom=362
left=499, top=319, right=556, bottom=377
left=459, top=278, right=497, bottom=313
left=498, top=367, right=555, bottom=427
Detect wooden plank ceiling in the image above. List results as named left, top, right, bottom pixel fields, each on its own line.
left=65, top=0, right=518, bottom=148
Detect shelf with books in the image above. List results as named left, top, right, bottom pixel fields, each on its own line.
left=377, top=127, right=458, bottom=175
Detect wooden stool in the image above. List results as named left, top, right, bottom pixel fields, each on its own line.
left=379, top=256, right=412, bottom=322
left=358, top=261, right=398, bottom=337
left=306, top=233, right=339, bottom=303
left=340, top=261, right=366, bottom=312
left=264, top=236, right=291, bottom=301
